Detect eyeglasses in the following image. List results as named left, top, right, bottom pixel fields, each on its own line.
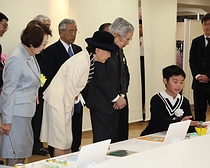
left=203, top=22, right=210, bottom=27
left=68, top=29, right=78, bottom=35
left=41, top=41, right=48, bottom=48
left=118, top=34, right=132, bottom=43
left=0, top=22, right=9, bottom=30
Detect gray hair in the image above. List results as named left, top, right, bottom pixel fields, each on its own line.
left=33, top=14, right=51, bottom=23
left=58, top=19, right=76, bottom=30
left=109, top=18, right=134, bottom=37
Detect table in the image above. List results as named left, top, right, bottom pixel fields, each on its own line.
left=92, top=134, right=210, bottom=168
left=109, top=132, right=165, bottom=152
left=25, top=133, right=165, bottom=168
left=25, top=122, right=210, bottom=168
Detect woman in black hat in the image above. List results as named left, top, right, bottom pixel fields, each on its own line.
left=40, top=31, right=119, bottom=157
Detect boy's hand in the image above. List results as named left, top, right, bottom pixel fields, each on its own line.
left=181, top=115, right=192, bottom=121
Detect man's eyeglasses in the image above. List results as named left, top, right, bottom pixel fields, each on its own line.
left=118, top=34, right=132, bottom=43
left=68, top=29, right=78, bottom=35
left=203, top=22, right=210, bottom=27
left=0, top=22, right=9, bottom=30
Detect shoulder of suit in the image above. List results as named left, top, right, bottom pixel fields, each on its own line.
left=72, top=43, right=82, bottom=51
left=72, top=43, right=81, bottom=48
left=195, top=35, right=204, bottom=40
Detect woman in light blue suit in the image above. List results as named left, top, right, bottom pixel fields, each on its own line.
left=0, top=20, right=52, bottom=166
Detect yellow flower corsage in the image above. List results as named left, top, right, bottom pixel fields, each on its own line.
left=40, top=74, right=47, bottom=87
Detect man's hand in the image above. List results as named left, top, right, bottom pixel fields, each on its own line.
left=197, top=75, right=210, bottom=83
left=113, top=96, right=126, bottom=110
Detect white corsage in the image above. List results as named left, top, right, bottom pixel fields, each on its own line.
left=174, top=109, right=184, bottom=118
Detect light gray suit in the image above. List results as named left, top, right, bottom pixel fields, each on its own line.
left=0, top=43, right=40, bottom=158
left=1, top=43, right=40, bottom=123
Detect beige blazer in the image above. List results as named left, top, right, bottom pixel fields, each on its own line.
left=43, top=50, right=90, bottom=113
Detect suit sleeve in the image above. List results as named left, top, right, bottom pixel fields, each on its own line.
left=189, top=38, right=200, bottom=78
left=1, top=56, right=22, bottom=123
left=118, top=50, right=129, bottom=94
left=94, top=62, right=119, bottom=101
left=122, top=52, right=130, bottom=93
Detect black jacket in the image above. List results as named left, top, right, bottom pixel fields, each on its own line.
left=83, top=49, right=130, bottom=114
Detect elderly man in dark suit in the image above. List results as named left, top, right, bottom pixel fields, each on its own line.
left=42, top=18, right=82, bottom=157
left=189, top=13, right=210, bottom=122
left=83, top=18, right=134, bottom=143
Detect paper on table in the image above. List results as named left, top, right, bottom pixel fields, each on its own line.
left=137, top=135, right=165, bottom=142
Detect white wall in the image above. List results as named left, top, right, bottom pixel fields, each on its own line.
left=0, top=0, right=142, bottom=131
left=182, top=19, right=203, bottom=104
left=177, top=22, right=184, bottom=40
left=0, top=0, right=69, bottom=55
left=141, top=0, right=178, bottom=120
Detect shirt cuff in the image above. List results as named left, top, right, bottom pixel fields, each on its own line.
left=195, top=74, right=200, bottom=80
left=112, top=95, right=120, bottom=102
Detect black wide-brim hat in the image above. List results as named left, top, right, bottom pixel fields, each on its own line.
left=85, top=31, right=119, bottom=52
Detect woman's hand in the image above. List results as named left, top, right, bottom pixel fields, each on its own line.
left=0, top=124, right=11, bottom=135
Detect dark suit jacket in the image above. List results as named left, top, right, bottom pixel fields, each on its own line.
left=189, top=35, right=210, bottom=92
left=35, top=50, right=45, bottom=100
left=83, top=49, right=130, bottom=114
left=43, top=40, right=82, bottom=90
left=0, top=44, right=3, bottom=87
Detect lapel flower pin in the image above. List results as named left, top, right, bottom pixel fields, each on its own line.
left=174, top=109, right=184, bottom=118
left=40, top=74, right=47, bottom=87
left=1, top=52, right=6, bottom=65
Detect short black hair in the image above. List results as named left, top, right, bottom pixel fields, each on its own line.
left=162, top=65, right=186, bottom=81
left=98, top=23, right=111, bottom=31
left=0, top=12, right=9, bottom=22
left=139, top=19, right=142, bottom=25
left=201, top=13, right=210, bottom=23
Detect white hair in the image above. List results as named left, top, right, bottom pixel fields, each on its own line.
left=33, top=14, right=51, bottom=23
left=109, top=17, right=134, bottom=36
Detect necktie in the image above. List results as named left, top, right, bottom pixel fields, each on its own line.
left=206, top=37, right=210, bottom=47
left=68, top=46, right=73, bottom=57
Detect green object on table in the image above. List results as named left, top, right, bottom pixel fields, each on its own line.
left=200, top=121, right=203, bottom=127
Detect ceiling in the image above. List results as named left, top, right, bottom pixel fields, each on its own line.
left=177, top=3, right=210, bottom=16
left=139, top=0, right=210, bottom=17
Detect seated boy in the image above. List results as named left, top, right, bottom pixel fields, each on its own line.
left=140, top=65, right=202, bottom=136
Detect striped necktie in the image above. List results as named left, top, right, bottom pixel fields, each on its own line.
left=68, top=46, right=73, bottom=57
